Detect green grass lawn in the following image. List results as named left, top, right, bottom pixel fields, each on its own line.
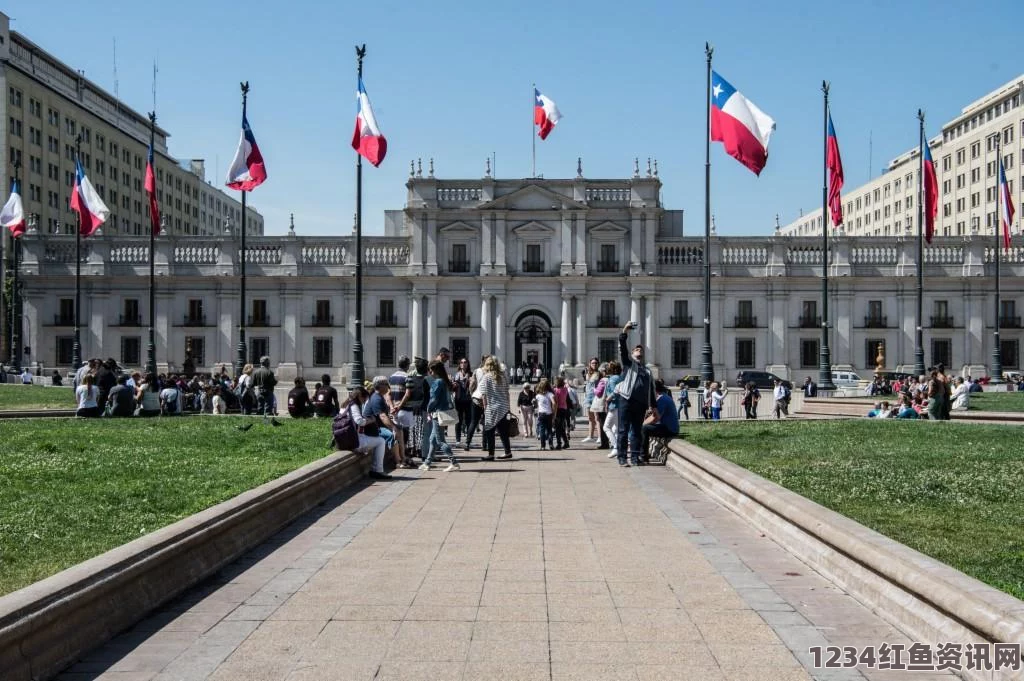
left=685, top=420, right=1024, bottom=601
left=967, top=390, right=1024, bottom=412
left=0, top=384, right=75, bottom=410
left=0, top=416, right=335, bottom=596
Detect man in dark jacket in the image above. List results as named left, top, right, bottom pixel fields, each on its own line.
left=615, top=322, right=656, bottom=467
left=107, top=375, right=136, bottom=417
left=94, top=358, right=118, bottom=412
left=250, top=356, right=277, bottom=416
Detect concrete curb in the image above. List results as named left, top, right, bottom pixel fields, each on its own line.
left=0, top=449, right=371, bottom=681
left=0, top=410, right=77, bottom=418
left=666, top=441, right=1024, bottom=681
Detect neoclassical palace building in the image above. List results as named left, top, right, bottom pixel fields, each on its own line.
left=14, top=170, right=1024, bottom=382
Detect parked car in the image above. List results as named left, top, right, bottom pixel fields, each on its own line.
left=735, top=371, right=791, bottom=391
left=676, top=374, right=702, bottom=388
left=830, top=371, right=863, bottom=388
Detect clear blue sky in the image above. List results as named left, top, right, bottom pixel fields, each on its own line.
left=8, top=0, right=1021, bottom=236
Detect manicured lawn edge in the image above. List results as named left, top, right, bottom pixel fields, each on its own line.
left=664, top=439, right=1023, bottom=680
left=0, top=449, right=370, bottom=681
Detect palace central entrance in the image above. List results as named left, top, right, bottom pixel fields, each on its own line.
left=514, top=310, right=552, bottom=379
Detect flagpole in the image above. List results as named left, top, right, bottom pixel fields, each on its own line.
left=349, top=44, right=367, bottom=390
left=699, top=43, right=714, bottom=384
left=531, top=83, right=537, bottom=178
left=913, top=110, right=926, bottom=378
left=72, top=135, right=83, bottom=373
left=147, top=112, right=158, bottom=378
left=991, top=132, right=1004, bottom=384
left=8, top=159, right=21, bottom=372
left=235, top=82, right=249, bottom=379
left=818, top=83, right=836, bottom=391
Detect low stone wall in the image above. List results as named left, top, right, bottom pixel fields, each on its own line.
left=0, top=450, right=370, bottom=681
left=666, top=441, right=1024, bottom=681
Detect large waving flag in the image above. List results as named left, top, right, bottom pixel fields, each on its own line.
left=1, top=178, right=26, bottom=238
left=711, top=71, right=776, bottom=176
left=145, top=142, right=160, bottom=235
left=534, top=88, right=561, bottom=140
left=826, top=113, right=844, bottom=227
left=352, top=78, right=387, bottom=167
left=70, top=159, right=110, bottom=238
left=923, top=143, right=938, bottom=244
left=1000, top=157, right=1015, bottom=250
left=225, top=113, right=267, bottom=191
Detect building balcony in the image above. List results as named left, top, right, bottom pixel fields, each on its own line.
left=310, top=315, right=334, bottom=327
left=115, top=314, right=143, bottom=327
left=522, top=260, right=545, bottom=273
left=670, top=315, right=693, bottom=328
left=448, top=315, right=471, bottom=328
left=864, top=315, right=888, bottom=328
left=595, top=260, right=619, bottom=273
left=1000, top=316, right=1022, bottom=328
left=930, top=315, right=955, bottom=328
left=734, top=316, right=758, bottom=328
left=597, top=314, right=619, bottom=328
left=448, top=259, right=471, bottom=274
left=183, top=315, right=207, bottom=327
left=377, top=314, right=398, bottom=327
left=52, top=315, right=75, bottom=326
left=798, top=315, right=821, bottom=329
left=248, top=315, right=271, bottom=327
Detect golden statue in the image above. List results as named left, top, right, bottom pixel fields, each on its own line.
left=875, top=343, right=885, bottom=374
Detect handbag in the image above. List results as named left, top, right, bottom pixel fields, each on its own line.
left=434, top=409, right=458, bottom=427
left=504, top=411, right=521, bottom=438
left=589, top=395, right=607, bottom=412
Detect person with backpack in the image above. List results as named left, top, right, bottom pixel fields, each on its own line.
left=234, top=364, right=254, bottom=414
left=741, top=381, right=760, bottom=420
left=336, top=387, right=389, bottom=480
left=250, top=356, right=278, bottom=417
left=312, top=374, right=340, bottom=417
left=395, top=357, right=430, bottom=461
left=288, top=377, right=313, bottom=418
left=552, top=376, right=571, bottom=450
left=772, top=378, right=791, bottom=419
left=452, top=358, right=473, bottom=444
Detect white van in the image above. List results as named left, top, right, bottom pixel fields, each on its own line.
left=831, top=371, right=862, bottom=388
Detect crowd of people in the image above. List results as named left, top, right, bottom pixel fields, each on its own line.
left=864, top=365, right=981, bottom=419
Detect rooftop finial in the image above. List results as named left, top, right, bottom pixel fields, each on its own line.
left=774, top=214, right=780, bottom=234
left=646, top=157, right=652, bottom=177
left=289, top=213, right=296, bottom=235
left=428, top=157, right=434, bottom=178
left=485, top=157, right=491, bottom=177
left=653, top=159, right=658, bottom=177
left=576, top=157, right=583, bottom=178
left=410, top=160, right=415, bottom=178
left=416, top=158, right=422, bottom=177
left=633, top=158, right=640, bottom=178
left=711, top=214, right=717, bottom=235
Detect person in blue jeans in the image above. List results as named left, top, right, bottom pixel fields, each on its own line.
left=643, top=379, right=681, bottom=449
left=365, top=376, right=403, bottom=463
left=615, top=322, right=656, bottom=467
left=422, top=360, right=460, bottom=472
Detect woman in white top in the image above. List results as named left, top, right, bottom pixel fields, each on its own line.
left=76, top=374, right=101, bottom=417
left=134, top=372, right=162, bottom=416
left=709, top=383, right=727, bottom=421
left=344, top=387, right=389, bottom=480
left=211, top=386, right=228, bottom=414
left=950, top=377, right=970, bottom=411
left=533, top=377, right=556, bottom=450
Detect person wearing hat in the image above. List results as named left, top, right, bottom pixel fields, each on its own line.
left=366, top=376, right=405, bottom=467
left=250, top=356, right=278, bottom=417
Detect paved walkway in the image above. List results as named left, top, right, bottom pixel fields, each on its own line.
left=57, top=437, right=955, bottom=681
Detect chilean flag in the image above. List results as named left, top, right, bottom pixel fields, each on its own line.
left=1000, top=157, right=1015, bottom=250
left=70, top=159, right=110, bottom=238
left=711, top=71, right=776, bottom=176
left=352, top=78, right=387, bottom=167
left=923, top=142, right=938, bottom=244
left=826, top=113, right=844, bottom=227
left=145, top=142, right=161, bottom=235
left=534, top=88, right=561, bottom=140
left=225, top=113, right=267, bottom=191
left=1, top=178, right=26, bottom=238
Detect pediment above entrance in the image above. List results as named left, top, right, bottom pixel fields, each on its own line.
left=438, top=221, right=479, bottom=235
left=589, top=221, right=629, bottom=236
left=478, top=184, right=588, bottom=211
left=511, top=221, right=556, bottom=238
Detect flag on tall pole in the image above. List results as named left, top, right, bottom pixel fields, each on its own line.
left=826, top=112, right=844, bottom=227
left=1, top=178, right=25, bottom=238
left=225, top=112, right=267, bottom=190
left=145, top=141, right=160, bottom=235
left=70, top=159, right=110, bottom=237
left=534, top=87, right=561, bottom=140
left=923, top=142, right=938, bottom=243
left=710, top=71, right=776, bottom=175
left=352, top=78, right=387, bottom=167
left=1000, top=157, right=1015, bottom=250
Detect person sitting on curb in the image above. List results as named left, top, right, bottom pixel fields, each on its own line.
left=642, top=379, right=680, bottom=457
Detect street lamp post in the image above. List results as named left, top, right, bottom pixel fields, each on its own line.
left=7, top=160, right=23, bottom=372
left=991, top=134, right=1005, bottom=385
left=699, top=43, right=714, bottom=383
left=72, top=136, right=83, bottom=373
left=817, top=82, right=836, bottom=391
left=913, top=111, right=927, bottom=378
left=349, top=44, right=367, bottom=390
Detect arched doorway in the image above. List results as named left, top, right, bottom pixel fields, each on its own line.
left=515, top=310, right=553, bottom=379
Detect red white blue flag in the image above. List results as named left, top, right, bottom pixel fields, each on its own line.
left=1, top=178, right=25, bottom=238
left=923, top=143, right=938, bottom=244
left=145, top=142, right=160, bottom=235
left=70, top=159, right=110, bottom=238
left=534, top=88, right=561, bottom=140
left=711, top=71, right=776, bottom=176
left=352, top=78, right=387, bottom=167
left=1000, top=157, right=1015, bottom=250
left=225, top=113, right=267, bottom=191
left=826, top=113, right=844, bottom=227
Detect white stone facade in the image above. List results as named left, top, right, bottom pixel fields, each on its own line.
left=14, top=172, right=1024, bottom=384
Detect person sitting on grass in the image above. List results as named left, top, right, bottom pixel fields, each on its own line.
left=106, top=375, right=136, bottom=417
left=895, top=394, right=918, bottom=419
left=874, top=401, right=892, bottom=419
left=950, top=376, right=970, bottom=411
left=75, top=373, right=101, bottom=418
left=288, top=376, right=313, bottom=418
left=312, top=374, right=340, bottom=418
left=642, top=379, right=680, bottom=449
left=134, top=372, right=162, bottom=416
left=866, top=401, right=882, bottom=418
left=160, top=381, right=182, bottom=416
left=211, top=385, right=228, bottom=414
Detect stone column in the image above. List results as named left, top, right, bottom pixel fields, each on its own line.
left=560, top=295, right=571, bottom=366
left=574, top=296, right=585, bottom=365
left=481, top=295, right=491, bottom=355
left=410, top=294, right=421, bottom=358
left=644, top=295, right=657, bottom=365
left=494, top=294, right=506, bottom=360
left=630, top=298, right=640, bottom=329
left=426, top=295, right=437, bottom=357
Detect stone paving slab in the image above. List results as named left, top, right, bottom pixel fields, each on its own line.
left=55, top=437, right=956, bottom=681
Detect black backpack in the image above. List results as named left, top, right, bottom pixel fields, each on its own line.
left=332, top=407, right=360, bottom=451
left=405, top=374, right=426, bottom=410
left=313, top=386, right=333, bottom=413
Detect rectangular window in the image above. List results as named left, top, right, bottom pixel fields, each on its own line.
left=378, top=299, right=395, bottom=326
left=249, top=337, right=269, bottom=365
left=187, top=299, right=204, bottom=325
left=450, top=299, right=468, bottom=327
left=598, top=243, right=618, bottom=272
left=671, top=300, right=690, bottom=327
left=59, top=298, right=75, bottom=324
left=930, top=339, right=952, bottom=369
left=123, top=298, right=140, bottom=325
left=598, top=339, right=617, bottom=363
left=800, top=339, right=818, bottom=368
left=56, top=336, right=74, bottom=365
left=1000, top=300, right=1019, bottom=327
left=186, top=337, right=206, bottom=366
left=598, top=300, right=617, bottom=327
left=450, top=243, right=469, bottom=273
left=865, top=339, right=885, bottom=371
left=1000, top=339, right=1019, bottom=369
left=378, top=337, right=396, bottom=367
left=942, top=155, right=951, bottom=171
left=121, top=336, right=141, bottom=366
left=251, top=299, right=268, bottom=325
left=971, top=142, right=980, bottom=159
left=313, top=338, right=332, bottom=366
left=314, top=299, right=331, bottom=325
left=735, top=339, right=755, bottom=368
left=800, top=300, right=818, bottom=328
left=671, top=339, right=691, bottom=367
